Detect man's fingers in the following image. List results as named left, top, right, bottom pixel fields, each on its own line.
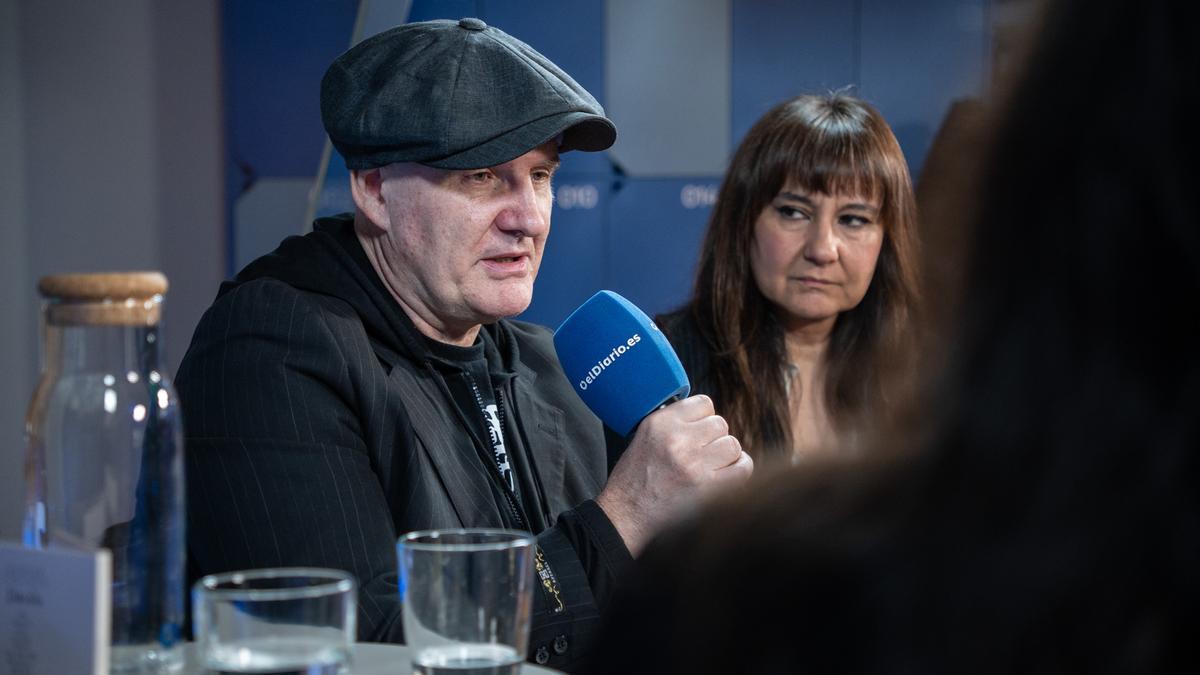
left=697, top=413, right=729, bottom=442
left=714, top=447, right=753, bottom=480
left=657, top=394, right=715, bottom=422
left=702, top=433, right=743, bottom=469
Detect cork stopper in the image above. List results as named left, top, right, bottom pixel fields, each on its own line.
left=38, top=272, right=168, bottom=326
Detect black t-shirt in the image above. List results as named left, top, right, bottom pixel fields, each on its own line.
left=423, top=333, right=529, bottom=525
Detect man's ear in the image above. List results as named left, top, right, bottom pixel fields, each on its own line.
left=350, top=167, right=389, bottom=232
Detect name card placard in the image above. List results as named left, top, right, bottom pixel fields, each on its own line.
left=0, top=540, right=111, bottom=675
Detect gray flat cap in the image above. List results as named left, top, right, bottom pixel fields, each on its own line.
left=321, top=17, right=617, bottom=170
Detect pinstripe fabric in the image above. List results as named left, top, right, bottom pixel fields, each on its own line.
left=178, top=218, right=616, bottom=670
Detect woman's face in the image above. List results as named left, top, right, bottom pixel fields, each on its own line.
left=750, top=183, right=885, bottom=333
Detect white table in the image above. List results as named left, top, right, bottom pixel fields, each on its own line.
left=182, top=642, right=563, bottom=673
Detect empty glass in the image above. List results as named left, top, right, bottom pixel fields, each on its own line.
left=398, top=529, right=535, bottom=675
left=192, top=567, right=356, bottom=675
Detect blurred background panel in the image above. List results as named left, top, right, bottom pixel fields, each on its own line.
left=731, top=0, right=859, bottom=145
left=1, top=0, right=999, bottom=540
left=858, top=0, right=989, bottom=175
left=605, top=0, right=732, bottom=178
left=605, top=178, right=721, bottom=319
left=535, top=178, right=611, bottom=327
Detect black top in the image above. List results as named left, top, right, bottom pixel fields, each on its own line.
left=655, top=307, right=718, bottom=400
left=424, top=335, right=528, bottom=519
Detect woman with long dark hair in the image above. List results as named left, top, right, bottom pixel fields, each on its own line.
left=660, top=93, right=921, bottom=462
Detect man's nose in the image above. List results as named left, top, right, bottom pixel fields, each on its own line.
left=494, top=180, right=549, bottom=238
left=802, top=218, right=838, bottom=265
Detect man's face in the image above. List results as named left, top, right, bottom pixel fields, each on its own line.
left=375, top=142, right=560, bottom=342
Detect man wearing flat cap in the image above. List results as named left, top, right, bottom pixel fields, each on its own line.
left=178, top=18, right=751, bottom=670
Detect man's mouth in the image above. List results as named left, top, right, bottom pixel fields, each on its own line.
left=481, top=254, right=531, bottom=276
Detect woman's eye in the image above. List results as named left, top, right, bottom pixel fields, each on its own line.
left=777, top=206, right=809, bottom=220
left=840, top=214, right=872, bottom=227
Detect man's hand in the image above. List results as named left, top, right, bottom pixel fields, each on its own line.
left=595, top=395, right=753, bottom=554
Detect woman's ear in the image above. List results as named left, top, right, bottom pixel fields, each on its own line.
left=350, top=167, right=389, bottom=232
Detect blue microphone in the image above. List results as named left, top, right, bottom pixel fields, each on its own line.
left=554, top=290, right=690, bottom=436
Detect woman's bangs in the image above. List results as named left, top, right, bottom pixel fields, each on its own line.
left=782, top=131, right=888, bottom=204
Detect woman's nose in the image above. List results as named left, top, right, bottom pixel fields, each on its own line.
left=802, top=219, right=838, bottom=265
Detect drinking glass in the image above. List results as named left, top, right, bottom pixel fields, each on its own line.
left=192, top=567, right=356, bottom=674
left=398, top=529, right=535, bottom=675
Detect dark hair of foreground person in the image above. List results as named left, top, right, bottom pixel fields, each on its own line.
left=583, top=0, right=1200, bottom=671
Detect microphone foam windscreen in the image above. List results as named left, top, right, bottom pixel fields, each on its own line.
left=553, top=290, right=690, bottom=436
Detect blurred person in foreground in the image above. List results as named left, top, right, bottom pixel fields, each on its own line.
left=657, top=93, right=921, bottom=465
left=585, top=0, right=1199, bottom=671
left=177, top=18, right=750, bottom=670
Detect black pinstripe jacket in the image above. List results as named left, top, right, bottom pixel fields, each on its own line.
left=177, top=215, right=629, bottom=670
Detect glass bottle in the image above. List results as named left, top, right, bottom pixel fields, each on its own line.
left=23, top=272, right=185, bottom=673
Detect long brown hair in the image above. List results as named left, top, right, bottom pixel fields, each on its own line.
left=689, top=93, right=920, bottom=461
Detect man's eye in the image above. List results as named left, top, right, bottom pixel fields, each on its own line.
left=466, top=171, right=492, bottom=184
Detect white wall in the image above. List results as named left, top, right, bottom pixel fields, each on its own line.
left=151, top=0, right=226, bottom=371
left=1, top=0, right=34, bottom=542
left=0, top=0, right=223, bottom=541
left=605, top=0, right=732, bottom=176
